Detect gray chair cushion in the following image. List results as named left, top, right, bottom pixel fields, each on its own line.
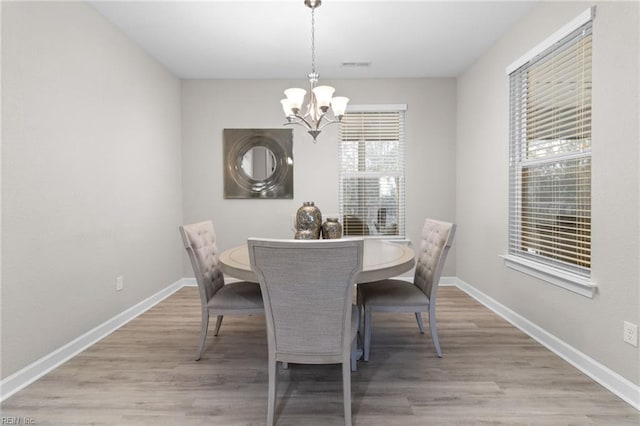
left=359, top=279, right=429, bottom=309
left=207, top=281, right=263, bottom=310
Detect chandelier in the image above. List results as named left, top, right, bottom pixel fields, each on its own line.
left=280, top=0, right=349, bottom=142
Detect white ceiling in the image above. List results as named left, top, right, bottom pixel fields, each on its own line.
left=90, top=0, right=537, bottom=79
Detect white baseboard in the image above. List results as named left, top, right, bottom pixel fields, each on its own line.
left=0, top=278, right=187, bottom=402
left=454, top=277, right=640, bottom=411
left=439, top=276, right=458, bottom=286
left=182, top=277, right=197, bottom=286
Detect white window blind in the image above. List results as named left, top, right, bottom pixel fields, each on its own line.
left=508, top=16, right=592, bottom=278
left=338, top=107, right=406, bottom=238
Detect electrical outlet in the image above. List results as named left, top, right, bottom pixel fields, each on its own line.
left=116, top=276, right=124, bottom=292
left=623, top=321, right=638, bottom=347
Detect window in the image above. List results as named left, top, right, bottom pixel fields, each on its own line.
left=338, top=106, right=406, bottom=238
left=505, top=9, right=594, bottom=296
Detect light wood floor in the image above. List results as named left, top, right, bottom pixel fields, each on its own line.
left=2, top=286, right=638, bottom=425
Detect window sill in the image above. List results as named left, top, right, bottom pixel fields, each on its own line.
left=500, top=255, right=596, bottom=298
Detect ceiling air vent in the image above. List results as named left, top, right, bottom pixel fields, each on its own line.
left=341, top=61, right=372, bottom=68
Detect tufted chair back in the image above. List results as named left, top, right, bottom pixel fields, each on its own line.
left=179, top=221, right=226, bottom=307
left=413, top=218, right=456, bottom=300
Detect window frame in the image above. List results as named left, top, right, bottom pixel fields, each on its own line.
left=502, top=8, right=597, bottom=298
left=338, top=104, right=407, bottom=240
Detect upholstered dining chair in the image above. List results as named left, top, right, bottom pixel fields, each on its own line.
left=248, top=238, right=364, bottom=426
left=179, top=220, right=264, bottom=361
left=358, top=218, right=456, bottom=360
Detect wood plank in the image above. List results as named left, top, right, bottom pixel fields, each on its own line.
left=2, top=287, right=638, bottom=425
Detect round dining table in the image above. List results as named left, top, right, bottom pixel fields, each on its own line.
left=219, top=239, right=415, bottom=283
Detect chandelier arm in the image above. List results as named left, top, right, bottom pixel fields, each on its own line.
left=284, top=113, right=334, bottom=131
left=313, top=111, right=335, bottom=130
left=293, top=113, right=316, bottom=130
left=283, top=121, right=307, bottom=131
left=313, top=113, right=330, bottom=130
left=316, top=117, right=339, bottom=131
left=283, top=114, right=315, bottom=131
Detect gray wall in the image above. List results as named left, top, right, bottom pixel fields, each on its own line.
left=456, top=1, right=639, bottom=385
left=1, top=2, right=184, bottom=378
left=180, top=78, right=458, bottom=276
left=3, top=0, right=637, bottom=393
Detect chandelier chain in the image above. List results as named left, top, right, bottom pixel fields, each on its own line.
left=310, top=6, right=316, bottom=74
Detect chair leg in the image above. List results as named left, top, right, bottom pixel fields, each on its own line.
left=267, top=355, right=277, bottom=426
left=429, top=307, right=442, bottom=358
left=351, top=304, right=360, bottom=371
left=363, top=306, right=373, bottom=362
left=356, top=287, right=364, bottom=337
left=350, top=335, right=358, bottom=372
left=415, top=312, right=426, bottom=334
left=213, top=315, right=224, bottom=336
left=342, top=356, right=353, bottom=426
left=195, top=309, right=209, bottom=361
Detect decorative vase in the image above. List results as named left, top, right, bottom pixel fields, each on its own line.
left=322, top=218, right=343, bottom=239
left=295, top=201, right=322, bottom=239
left=294, top=229, right=316, bottom=240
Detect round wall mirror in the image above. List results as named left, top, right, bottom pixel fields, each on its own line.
left=241, top=146, right=277, bottom=180
left=223, top=129, right=294, bottom=199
